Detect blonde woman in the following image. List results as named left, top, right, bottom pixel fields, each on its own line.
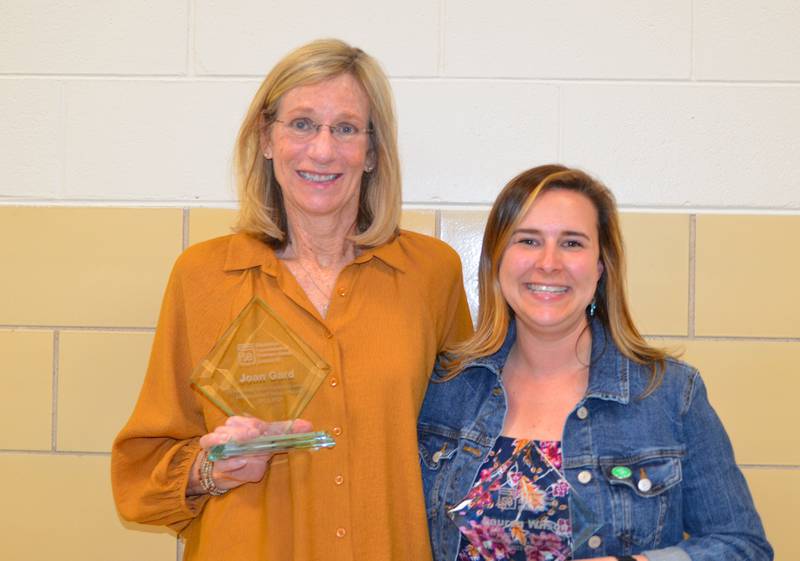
left=419, top=165, right=771, bottom=561
left=112, top=39, right=471, bottom=561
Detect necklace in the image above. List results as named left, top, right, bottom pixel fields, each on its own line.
left=294, top=258, right=332, bottom=315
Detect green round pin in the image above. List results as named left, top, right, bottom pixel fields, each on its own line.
left=611, top=466, right=632, bottom=479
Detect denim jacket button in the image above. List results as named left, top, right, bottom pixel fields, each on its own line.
left=432, top=450, right=443, bottom=463
left=587, top=535, right=602, bottom=549
left=576, top=406, right=589, bottom=420
left=577, top=470, right=593, bottom=484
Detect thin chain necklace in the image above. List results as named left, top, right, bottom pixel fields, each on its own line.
left=294, top=258, right=332, bottom=315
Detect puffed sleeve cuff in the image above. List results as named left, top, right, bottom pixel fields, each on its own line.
left=642, top=546, right=692, bottom=561
left=171, top=441, right=211, bottom=524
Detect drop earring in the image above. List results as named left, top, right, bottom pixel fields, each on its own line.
left=588, top=298, right=597, bottom=317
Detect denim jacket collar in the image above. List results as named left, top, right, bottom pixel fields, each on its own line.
left=584, top=320, right=630, bottom=404
left=461, top=320, right=518, bottom=377
left=460, top=318, right=631, bottom=404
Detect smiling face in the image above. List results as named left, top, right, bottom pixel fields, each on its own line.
left=499, top=188, right=604, bottom=340
left=262, top=73, right=374, bottom=228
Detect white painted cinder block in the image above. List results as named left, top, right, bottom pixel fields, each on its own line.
left=0, top=79, right=63, bottom=198
left=64, top=79, right=259, bottom=201
left=0, top=1, right=187, bottom=75
left=694, top=0, right=800, bottom=81
left=2, top=2, right=797, bottom=210
left=193, top=0, right=440, bottom=77
left=561, top=84, right=800, bottom=209
left=394, top=80, right=559, bottom=203
left=443, top=0, right=691, bottom=79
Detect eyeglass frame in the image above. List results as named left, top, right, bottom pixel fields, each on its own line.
left=265, top=112, right=374, bottom=143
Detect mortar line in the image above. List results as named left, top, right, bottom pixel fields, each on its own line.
left=0, top=324, right=155, bottom=332
left=438, top=0, right=446, bottom=76
left=2, top=74, right=799, bottom=86
left=689, top=0, right=696, bottom=81
left=645, top=334, right=800, bottom=343
left=183, top=207, right=190, bottom=250
left=739, top=464, right=800, bottom=470
left=51, top=331, right=59, bottom=451
left=556, top=83, right=564, bottom=161
left=59, top=80, right=67, bottom=197
left=688, top=214, right=696, bottom=337
left=0, top=449, right=110, bottom=457
left=185, top=0, right=195, bottom=77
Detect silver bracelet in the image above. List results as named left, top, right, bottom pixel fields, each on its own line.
left=199, top=451, right=228, bottom=496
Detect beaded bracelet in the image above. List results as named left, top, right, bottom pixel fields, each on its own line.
left=199, top=451, right=228, bottom=496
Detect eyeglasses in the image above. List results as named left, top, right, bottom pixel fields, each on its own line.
left=273, top=117, right=373, bottom=143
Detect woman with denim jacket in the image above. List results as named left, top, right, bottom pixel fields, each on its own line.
left=418, top=165, right=772, bottom=561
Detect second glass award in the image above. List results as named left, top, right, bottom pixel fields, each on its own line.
left=191, top=297, right=335, bottom=460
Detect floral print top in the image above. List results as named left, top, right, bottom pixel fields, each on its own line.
left=451, top=437, right=572, bottom=561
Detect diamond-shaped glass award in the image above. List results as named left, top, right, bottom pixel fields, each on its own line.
left=191, top=297, right=335, bottom=460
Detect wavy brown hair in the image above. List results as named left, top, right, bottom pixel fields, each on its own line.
left=444, top=164, right=670, bottom=396
left=234, top=38, right=401, bottom=249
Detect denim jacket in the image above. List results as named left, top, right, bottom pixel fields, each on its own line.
left=418, top=320, right=772, bottom=561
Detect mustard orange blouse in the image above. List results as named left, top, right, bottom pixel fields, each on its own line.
left=111, top=231, right=472, bottom=561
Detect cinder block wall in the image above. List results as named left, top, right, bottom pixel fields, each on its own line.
left=2, top=2, right=798, bottom=560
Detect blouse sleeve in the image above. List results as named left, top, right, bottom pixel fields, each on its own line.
left=111, top=261, right=210, bottom=531
left=435, top=245, right=474, bottom=352
left=643, top=371, right=773, bottom=561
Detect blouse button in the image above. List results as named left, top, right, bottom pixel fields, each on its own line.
left=587, top=535, right=602, bottom=549
left=329, top=377, right=338, bottom=387
left=492, top=387, right=503, bottom=397
left=335, top=527, right=347, bottom=538
left=576, top=406, right=589, bottom=420
left=337, top=287, right=347, bottom=297
left=331, top=426, right=342, bottom=436
left=577, top=470, right=593, bottom=484
left=334, top=475, right=344, bottom=485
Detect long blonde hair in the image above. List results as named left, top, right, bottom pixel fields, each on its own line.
left=445, top=165, right=670, bottom=395
left=234, top=38, right=401, bottom=249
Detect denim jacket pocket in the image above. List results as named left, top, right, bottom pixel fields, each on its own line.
left=419, top=424, right=462, bottom=520
left=599, top=448, right=684, bottom=549
left=419, top=431, right=459, bottom=471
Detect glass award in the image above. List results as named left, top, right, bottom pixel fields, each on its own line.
left=191, top=297, right=335, bottom=461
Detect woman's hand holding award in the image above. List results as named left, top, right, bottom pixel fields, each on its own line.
left=191, top=298, right=335, bottom=461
